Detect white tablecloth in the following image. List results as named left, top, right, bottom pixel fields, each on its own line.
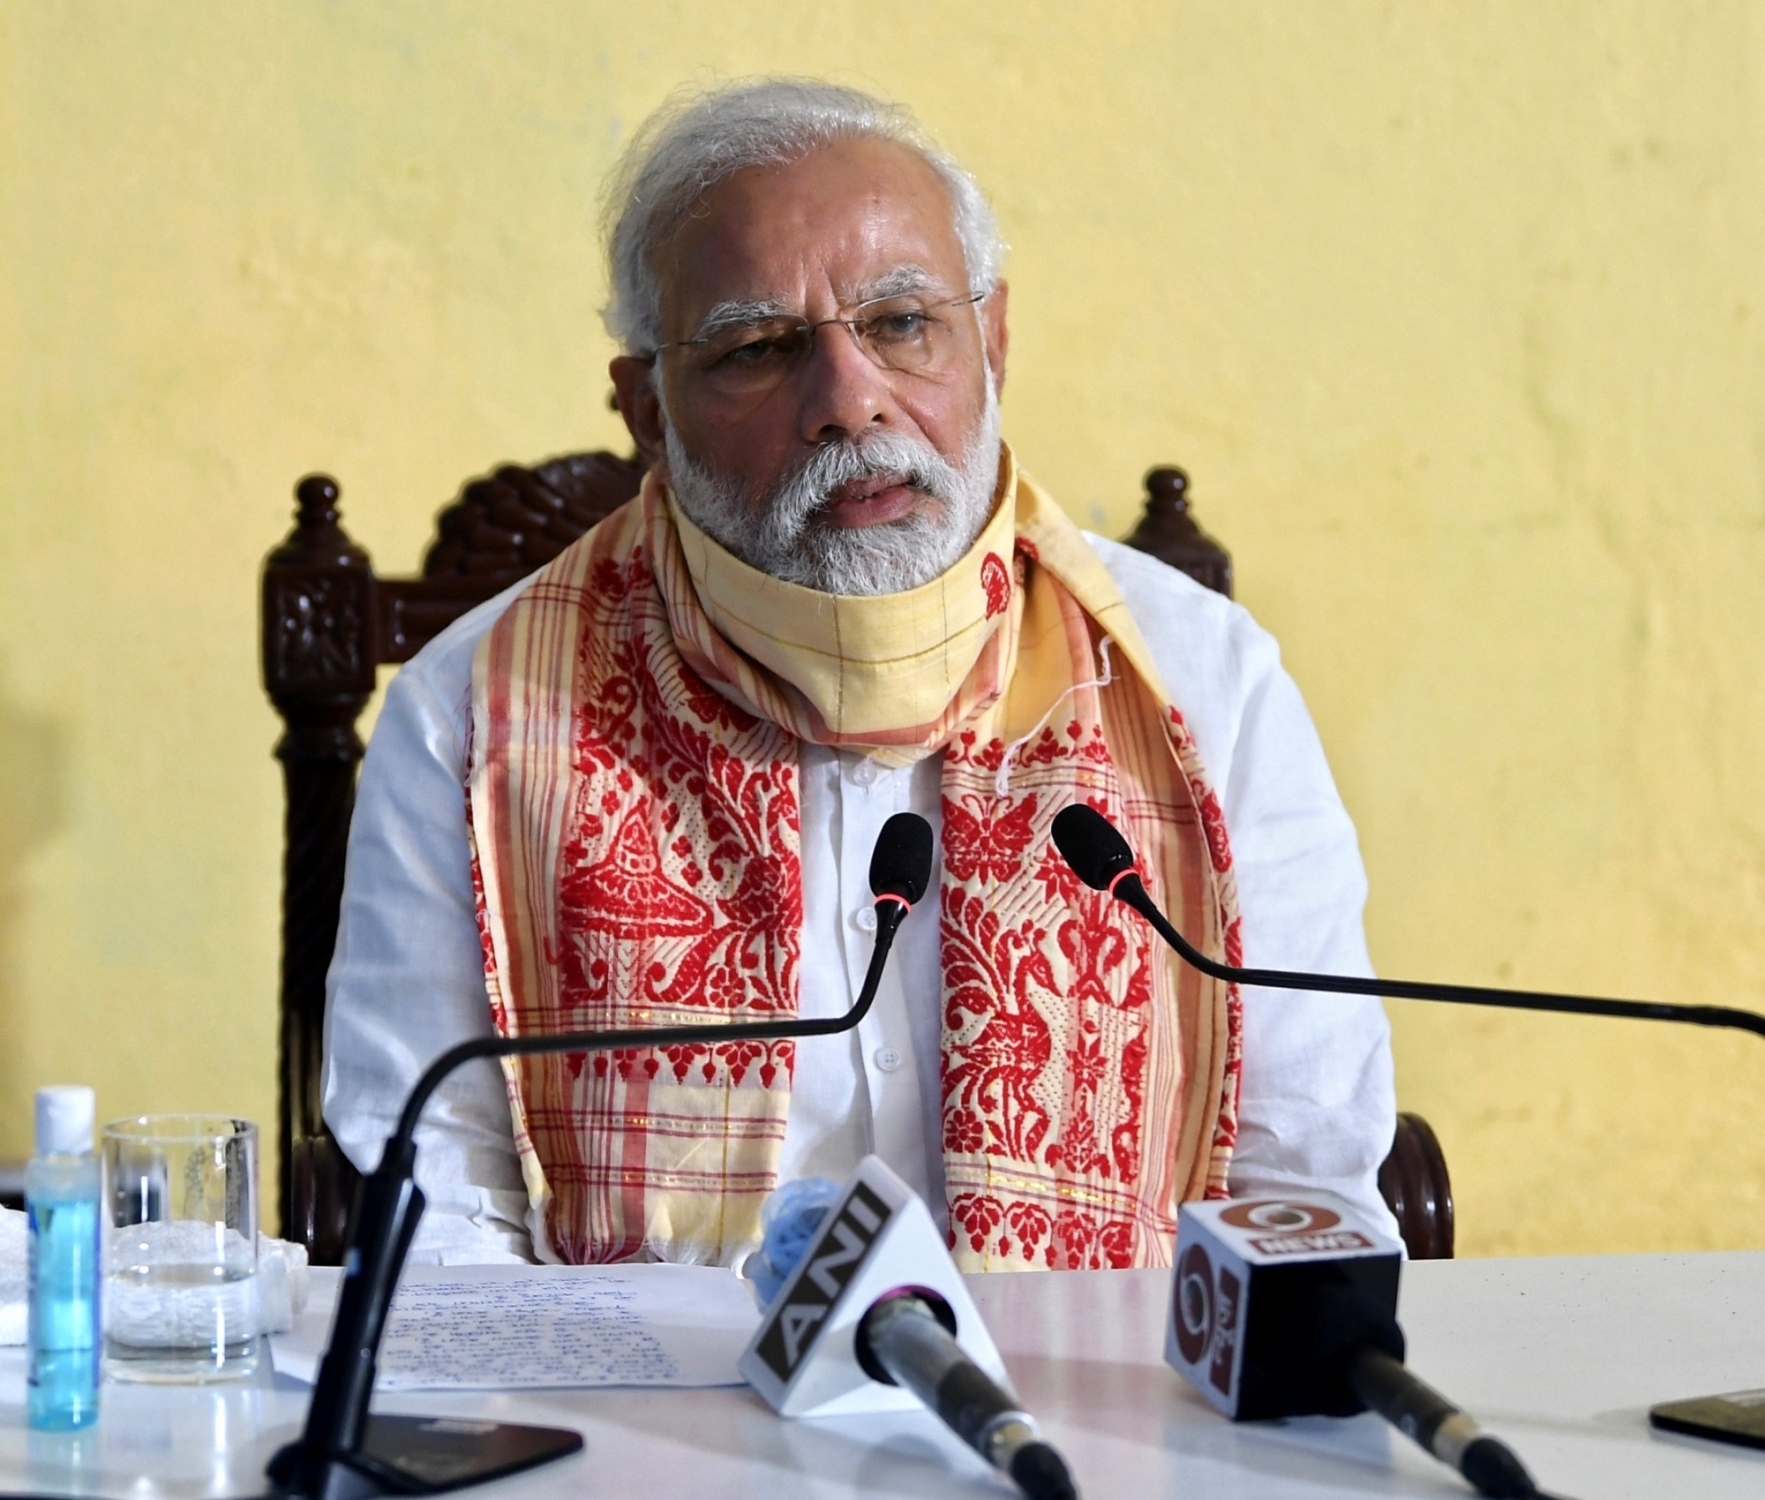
left=2, top=1252, right=1762, bottom=1497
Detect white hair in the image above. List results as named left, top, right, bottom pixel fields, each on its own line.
left=601, top=78, right=1005, bottom=354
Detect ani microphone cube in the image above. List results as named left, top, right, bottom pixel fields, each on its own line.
left=740, top=1155, right=1009, bottom=1419
left=1166, top=1192, right=1404, bottom=1421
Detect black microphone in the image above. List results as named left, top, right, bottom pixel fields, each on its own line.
left=1346, top=1349, right=1548, bottom=1498
left=267, top=812, right=935, bottom=1500
left=1057, top=800, right=1757, bottom=1481
left=857, top=1293, right=1079, bottom=1500
left=868, top=807, right=935, bottom=905
left=1172, top=1194, right=1561, bottom=1498
left=1049, top=802, right=1765, bottom=1040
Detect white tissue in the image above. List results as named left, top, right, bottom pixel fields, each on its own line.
left=258, top=1231, right=311, bottom=1332
left=0, top=1205, right=309, bottom=1347
left=106, top=1220, right=257, bottom=1350
left=0, top=1207, right=25, bottom=1345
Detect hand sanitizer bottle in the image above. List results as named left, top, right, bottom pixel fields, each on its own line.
left=27, top=1085, right=101, bottom=1431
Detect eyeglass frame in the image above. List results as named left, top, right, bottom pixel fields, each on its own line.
left=647, top=288, right=992, bottom=378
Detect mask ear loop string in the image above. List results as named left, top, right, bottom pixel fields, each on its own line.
left=993, top=635, right=1115, bottom=799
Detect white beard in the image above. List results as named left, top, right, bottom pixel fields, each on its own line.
left=664, top=383, right=1003, bottom=597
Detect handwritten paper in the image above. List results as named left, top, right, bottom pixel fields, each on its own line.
left=270, top=1263, right=760, bottom=1390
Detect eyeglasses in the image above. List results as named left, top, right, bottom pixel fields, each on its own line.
left=655, top=290, right=988, bottom=400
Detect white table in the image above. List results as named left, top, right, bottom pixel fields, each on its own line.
left=3, top=1252, right=1763, bottom=1497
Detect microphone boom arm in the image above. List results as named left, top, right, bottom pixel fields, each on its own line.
left=1050, top=800, right=1765, bottom=1041
left=394, top=952, right=901, bottom=1154
left=273, top=810, right=935, bottom=1500
left=1112, top=869, right=1765, bottom=1040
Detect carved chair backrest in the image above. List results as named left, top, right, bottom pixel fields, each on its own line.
left=261, top=453, right=644, bottom=1262
left=262, top=455, right=1449, bottom=1264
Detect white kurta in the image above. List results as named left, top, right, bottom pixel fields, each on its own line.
left=322, top=533, right=1399, bottom=1264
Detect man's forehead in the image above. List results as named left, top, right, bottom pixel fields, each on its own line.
left=659, top=137, right=967, bottom=330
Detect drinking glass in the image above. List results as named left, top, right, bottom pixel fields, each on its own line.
left=101, top=1116, right=259, bottom=1382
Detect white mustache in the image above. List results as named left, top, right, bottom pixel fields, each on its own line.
left=664, top=382, right=1003, bottom=596
left=758, top=430, right=966, bottom=552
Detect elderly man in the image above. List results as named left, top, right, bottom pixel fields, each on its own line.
left=324, top=79, right=1396, bottom=1269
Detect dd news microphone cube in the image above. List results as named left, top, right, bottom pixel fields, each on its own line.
left=739, top=1155, right=1010, bottom=1418
left=1167, top=1192, right=1403, bottom=1421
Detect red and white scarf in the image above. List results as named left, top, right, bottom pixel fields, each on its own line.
left=466, top=449, right=1242, bottom=1270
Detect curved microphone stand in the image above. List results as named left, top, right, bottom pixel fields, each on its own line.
left=268, top=813, right=934, bottom=1500
left=1053, top=800, right=1765, bottom=1473
left=1050, top=803, right=1765, bottom=1040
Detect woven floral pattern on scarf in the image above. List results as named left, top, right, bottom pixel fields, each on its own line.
left=467, top=452, right=1241, bottom=1269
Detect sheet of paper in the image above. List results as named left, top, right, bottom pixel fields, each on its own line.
left=270, top=1262, right=760, bottom=1390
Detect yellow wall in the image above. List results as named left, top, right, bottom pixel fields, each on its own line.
left=4, top=2, right=1764, bottom=1255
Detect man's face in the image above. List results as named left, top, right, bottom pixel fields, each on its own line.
left=610, top=136, right=1010, bottom=594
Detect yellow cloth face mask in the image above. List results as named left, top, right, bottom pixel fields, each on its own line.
left=665, top=472, right=1022, bottom=753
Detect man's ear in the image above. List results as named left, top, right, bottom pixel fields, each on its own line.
left=610, top=355, right=666, bottom=468
left=982, top=280, right=1010, bottom=398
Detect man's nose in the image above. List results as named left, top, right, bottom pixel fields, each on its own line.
left=794, top=322, right=893, bottom=445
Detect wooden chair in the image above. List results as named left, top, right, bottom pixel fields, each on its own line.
left=262, top=455, right=1453, bottom=1264
left=261, top=452, right=644, bottom=1264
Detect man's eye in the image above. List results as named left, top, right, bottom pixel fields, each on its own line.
left=868, top=312, right=932, bottom=342
left=715, top=335, right=792, bottom=368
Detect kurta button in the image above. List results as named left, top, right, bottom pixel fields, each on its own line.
left=873, top=1047, right=903, bottom=1072
left=850, top=758, right=880, bottom=786
left=854, top=906, right=878, bottom=933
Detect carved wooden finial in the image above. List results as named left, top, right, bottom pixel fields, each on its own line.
left=1145, top=466, right=1190, bottom=512
left=295, top=473, right=342, bottom=526
left=1121, top=465, right=1234, bottom=599
left=264, top=471, right=376, bottom=715
left=271, top=474, right=368, bottom=572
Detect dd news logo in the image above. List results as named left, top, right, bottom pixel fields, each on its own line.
left=1173, top=1200, right=1346, bottom=1394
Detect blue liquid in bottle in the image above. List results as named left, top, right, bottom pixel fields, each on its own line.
left=27, top=1089, right=101, bottom=1432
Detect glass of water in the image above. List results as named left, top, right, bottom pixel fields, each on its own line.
left=101, top=1116, right=259, bottom=1382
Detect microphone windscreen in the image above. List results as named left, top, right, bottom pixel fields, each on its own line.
left=869, top=812, right=935, bottom=905
left=1051, top=804, right=1138, bottom=892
